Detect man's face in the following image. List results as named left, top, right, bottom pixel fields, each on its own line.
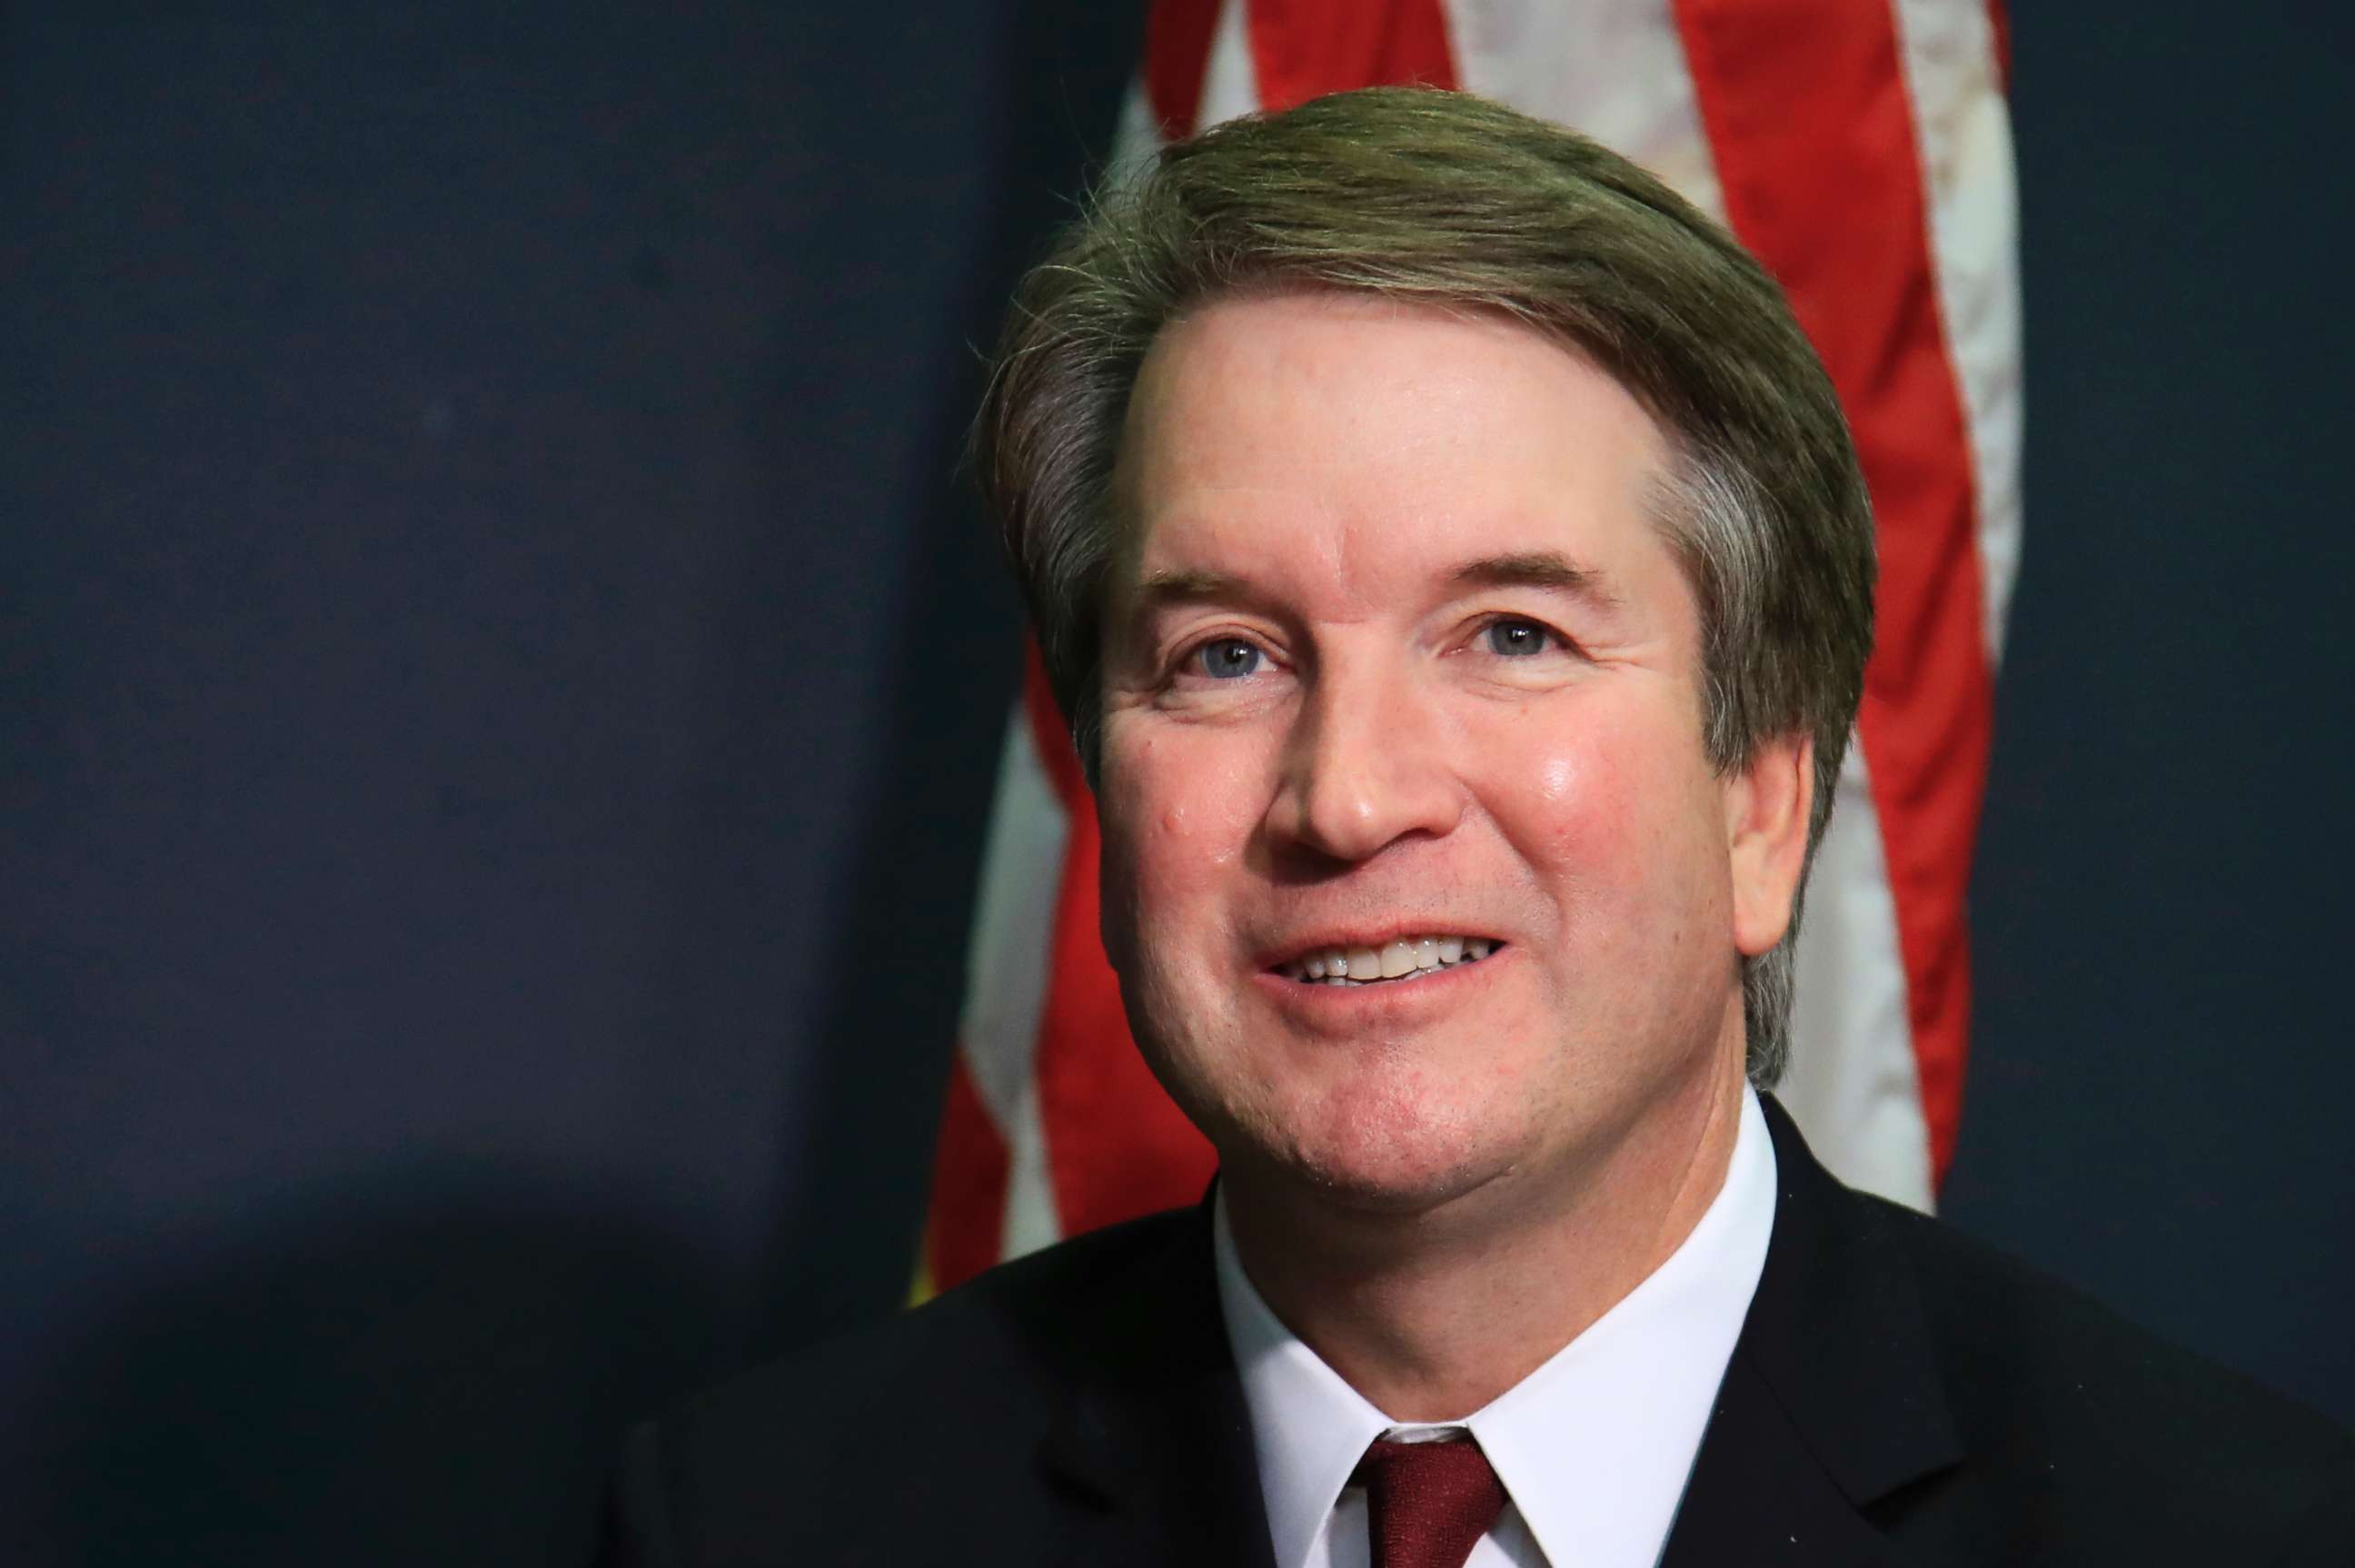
left=1096, top=290, right=1805, bottom=1217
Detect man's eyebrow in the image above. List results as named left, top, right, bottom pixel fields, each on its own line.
left=1127, top=568, right=1254, bottom=614
left=1109, top=568, right=1269, bottom=656
left=1447, top=551, right=1625, bottom=611
left=1120, top=553, right=1625, bottom=622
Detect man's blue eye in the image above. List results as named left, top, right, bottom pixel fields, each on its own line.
left=1485, top=620, right=1551, bottom=657
left=1196, top=639, right=1263, bottom=680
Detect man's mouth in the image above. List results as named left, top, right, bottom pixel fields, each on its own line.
left=1272, top=935, right=1502, bottom=987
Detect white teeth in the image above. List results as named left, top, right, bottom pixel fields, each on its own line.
left=1281, top=934, right=1500, bottom=986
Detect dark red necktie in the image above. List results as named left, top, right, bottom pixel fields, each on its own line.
left=1353, top=1435, right=1509, bottom=1568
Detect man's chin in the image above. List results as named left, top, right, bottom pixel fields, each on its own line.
left=1168, top=1061, right=1529, bottom=1218
left=1236, top=1120, right=1516, bottom=1221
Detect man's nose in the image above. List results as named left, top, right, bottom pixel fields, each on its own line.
left=1263, top=659, right=1464, bottom=865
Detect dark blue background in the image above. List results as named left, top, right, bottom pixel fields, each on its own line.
left=5, top=5, right=2347, bottom=1563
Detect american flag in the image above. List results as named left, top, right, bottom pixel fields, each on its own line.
left=924, top=0, right=2019, bottom=1295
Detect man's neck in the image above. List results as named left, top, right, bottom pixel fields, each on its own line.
left=1219, top=1058, right=1750, bottom=1423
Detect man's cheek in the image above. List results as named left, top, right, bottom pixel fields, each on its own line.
left=1097, top=789, right=1148, bottom=976
left=1519, top=711, right=1703, bottom=870
left=1099, top=754, right=1212, bottom=973
left=1123, top=741, right=1260, bottom=879
left=1511, top=741, right=1645, bottom=876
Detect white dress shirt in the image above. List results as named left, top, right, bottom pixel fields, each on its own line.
left=1213, top=1087, right=1778, bottom=1568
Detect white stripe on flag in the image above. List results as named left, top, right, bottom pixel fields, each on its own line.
left=957, top=711, right=1068, bottom=1253
left=1444, top=0, right=1724, bottom=222
left=1890, top=0, right=2024, bottom=660
left=1779, top=741, right=1937, bottom=1209
left=1200, top=0, right=1262, bottom=127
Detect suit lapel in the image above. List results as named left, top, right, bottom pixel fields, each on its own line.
left=1663, top=1097, right=1967, bottom=1566
left=1661, top=1350, right=1907, bottom=1567
left=1034, top=1203, right=1277, bottom=1568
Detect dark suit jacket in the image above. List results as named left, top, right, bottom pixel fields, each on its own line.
left=598, top=1099, right=2355, bottom=1565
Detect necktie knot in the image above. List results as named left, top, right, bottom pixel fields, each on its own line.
left=1352, top=1434, right=1508, bottom=1568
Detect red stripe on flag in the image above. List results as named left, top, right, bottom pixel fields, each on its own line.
left=1146, top=0, right=1227, bottom=137
left=1986, top=0, right=2012, bottom=95
left=1247, top=0, right=1458, bottom=111
left=1672, top=0, right=1990, bottom=1179
left=924, top=1048, right=1012, bottom=1291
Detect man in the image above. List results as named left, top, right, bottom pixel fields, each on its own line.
left=599, top=89, right=2353, bottom=1566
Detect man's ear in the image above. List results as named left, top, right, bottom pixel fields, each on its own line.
left=1725, top=731, right=1814, bottom=958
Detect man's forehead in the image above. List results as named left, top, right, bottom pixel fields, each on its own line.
left=1105, top=292, right=1674, bottom=617
left=1118, top=289, right=1592, bottom=454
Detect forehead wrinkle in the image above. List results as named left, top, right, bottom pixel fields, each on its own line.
left=1112, top=293, right=1676, bottom=641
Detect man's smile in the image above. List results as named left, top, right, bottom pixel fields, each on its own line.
left=1267, top=933, right=1505, bottom=987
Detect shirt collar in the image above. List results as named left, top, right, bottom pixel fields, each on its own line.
left=1214, top=1086, right=1778, bottom=1568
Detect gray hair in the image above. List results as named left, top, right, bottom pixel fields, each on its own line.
left=974, top=86, right=1875, bottom=1086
